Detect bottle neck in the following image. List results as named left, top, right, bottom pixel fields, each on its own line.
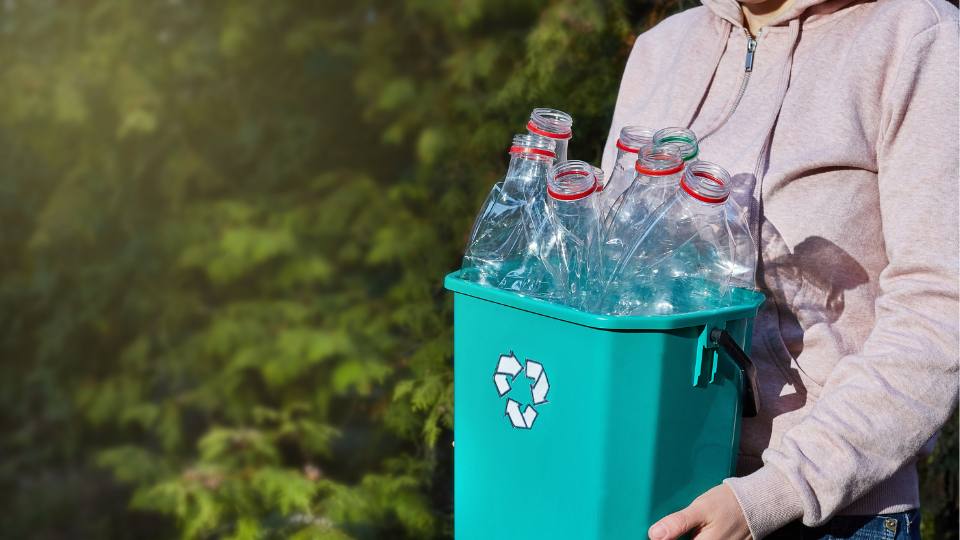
left=678, top=161, right=731, bottom=205
left=505, top=149, right=555, bottom=198
left=635, top=145, right=684, bottom=179
left=527, top=110, right=571, bottom=163
left=548, top=161, right=598, bottom=201
left=503, top=133, right=556, bottom=194
left=548, top=162, right=599, bottom=229
left=616, top=126, right=655, bottom=156
left=653, top=127, right=699, bottom=162
left=592, top=167, right=607, bottom=193
left=528, top=108, right=573, bottom=140
left=506, top=153, right=554, bottom=177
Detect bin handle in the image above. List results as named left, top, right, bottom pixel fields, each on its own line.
left=710, top=328, right=759, bottom=418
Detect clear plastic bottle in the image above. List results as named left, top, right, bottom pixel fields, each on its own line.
left=540, top=160, right=602, bottom=308
left=601, top=144, right=684, bottom=275
left=462, top=134, right=557, bottom=288
left=653, top=127, right=699, bottom=163
left=527, top=108, right=574, bottom=163
left=600, top=160, right=755, bottom=315
left=598, top=126, right=655, bottom=214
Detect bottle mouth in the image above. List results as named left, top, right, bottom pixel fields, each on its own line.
left=548, top=160, right=599, bottom=201
left=635, top=144, right=684, bottom=176
left=616, top=126, right=656, bottom=153
left=509, top=133, right=557, bottom=160
left=592, top=166, right=606, bottom=192
left=679, top=161, right=731, bottom=204
left=528, top=108, right=573, bottom=139
left=653, top=127, right=699, bottom=162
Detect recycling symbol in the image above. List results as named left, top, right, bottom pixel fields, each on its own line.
left=493, top=351, right=550, bottom=429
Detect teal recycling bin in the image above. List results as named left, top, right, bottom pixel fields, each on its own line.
left=444, top=271, right=765, bottom=540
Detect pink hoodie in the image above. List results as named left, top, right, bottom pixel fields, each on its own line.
left=602, top=0, right=959, bottom=537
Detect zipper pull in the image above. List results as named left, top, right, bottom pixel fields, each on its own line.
left=745, top=36, right=757, bottom=73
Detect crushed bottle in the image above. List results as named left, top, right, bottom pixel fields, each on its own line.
left=598, top=160, right=755, bottom=315
left=461, top=134, right=557, bottom=291
left=601, top=144, right=685, bottom=277
left=540, top=160, right=602, bottom=308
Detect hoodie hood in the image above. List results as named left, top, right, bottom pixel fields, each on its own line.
left=700, top=0, right=858, bottom=29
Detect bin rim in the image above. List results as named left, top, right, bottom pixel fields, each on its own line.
left=444, top=270, right=765, bottom=331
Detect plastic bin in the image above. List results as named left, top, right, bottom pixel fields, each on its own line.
left=444, top=270, right=765, bottom=540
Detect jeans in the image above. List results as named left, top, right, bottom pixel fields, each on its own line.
left=768, top=510, right=921, bottom=539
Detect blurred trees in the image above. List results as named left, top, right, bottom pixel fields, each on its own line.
left=0, top=1, right=953, bottom=539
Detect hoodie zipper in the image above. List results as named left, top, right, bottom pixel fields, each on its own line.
left=698, top=28, right=761, bottom=143
left=732, top=30, right=758, bottom=117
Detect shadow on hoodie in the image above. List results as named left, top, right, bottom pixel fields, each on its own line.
left=732, top=173, right=870, bottom=472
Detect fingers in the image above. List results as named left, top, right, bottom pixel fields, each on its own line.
left=648, top=504, right=704, bottom=540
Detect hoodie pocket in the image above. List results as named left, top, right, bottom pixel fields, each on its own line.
left=761, top=234, right=870, bottom=391
left=763, top=296, right=825, bottom=396
left=739, top=311, right=815, bottom=458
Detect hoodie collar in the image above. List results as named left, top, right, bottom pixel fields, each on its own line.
left=700, top=0, right=859, bottom=30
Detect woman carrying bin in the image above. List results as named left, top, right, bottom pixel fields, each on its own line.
left=601, top=0, right=959, bottom=538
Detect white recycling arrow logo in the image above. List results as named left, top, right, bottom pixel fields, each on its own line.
left=493, top=351, right=550, bottom=429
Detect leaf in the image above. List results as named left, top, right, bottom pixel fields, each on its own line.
left=96, top=446, right=168, bottom=484
left=251, top=468, right=317, bottom=515
left=198, top=427, right=279, bottom=466
left=331, top=359, right=392, bottom=396
left=261, top=329, right=352, bottom=387
left=375, top=78, right=416, bottom=112
left=226, top=517, right=261, bottom=540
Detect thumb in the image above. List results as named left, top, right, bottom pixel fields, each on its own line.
left=648, top=506, right=704, bottom=540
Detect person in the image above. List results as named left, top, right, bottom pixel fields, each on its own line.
left=599, top=0, right=959, bottom=538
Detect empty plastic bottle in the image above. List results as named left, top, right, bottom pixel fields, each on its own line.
left=462, top=134, right=557, bottom=289
left=598, top=126, right=655, bottom=213
left=540, top=160, right=602, bottom=308
left=653, top=127, right=699, bottom=163
left=601, top=144, right=684, bottom=274
left=600, top=160, right=755, bottom=316
left=527, top=108, right=574, bottom=163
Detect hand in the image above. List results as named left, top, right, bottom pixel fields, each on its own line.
left=647, top=484, right=752, bottom=540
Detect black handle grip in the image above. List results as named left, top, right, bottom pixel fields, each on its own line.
left=710, top=328, right=760, bottom=418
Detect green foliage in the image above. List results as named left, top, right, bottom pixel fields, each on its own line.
left=919, top=410, right=959, bottom=540
left=0, top=0, right=954, bottom=539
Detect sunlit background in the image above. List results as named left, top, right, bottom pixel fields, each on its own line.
left=0, top=1, right=955, bottom=538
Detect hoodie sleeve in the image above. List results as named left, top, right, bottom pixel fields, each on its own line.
left=723, top=17, right=960, bottom=539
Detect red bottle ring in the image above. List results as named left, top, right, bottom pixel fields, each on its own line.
left=547, top=183, right=597, bottom=201
left=635, top=160, right=684, bottom=177
left=509, top=145, right=557, bottom=158
left=679, top=172, right=728, bottom=203
left=616, top=139, right=640, bottom=153
left=549, top=169, right=599, bottom=200
left=527, top=120, right=572, bottom=140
